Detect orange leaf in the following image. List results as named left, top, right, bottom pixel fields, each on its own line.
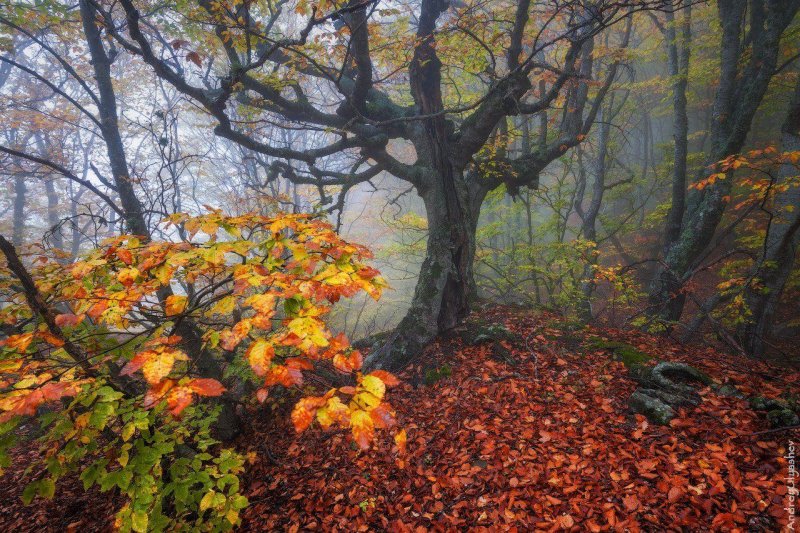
left=247, top=339, right=274, bottom=377
left=38, top=331, right=64, bottom=347
left=622, top=493, right=639, bottom=512
left=143, top=379, right=175, bottom=408
left=116, top=248, right=133, bottom=265
left=117, top=268, right=139, bottom=287
left=4, top=333, right=34, bottom=352
left=332, top=350, right=362, bottom=373
left=370, top=403, right=396, bottom=429
left=165, top=295, right=187, bottom=317
left=394, top=429, right=407, bottom=454
left=86, top=300, right=109, bottom=320
left=120, top=350, right=151, bottom=376
left=350, top=410, right=374, bottom=450
left=55, top=313, right=85, bottom=328
left=166, top=386, right=193, bottom=416
left=291, top=396, right=325, bottom=432
left=187, top=378, right=225, bottom=397
left=369, top=370, right=400, bottom=387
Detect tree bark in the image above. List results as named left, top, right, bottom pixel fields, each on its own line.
left=366, top=174, right=481, bottom=370
left=662, top=2, right=691, bottom=254
left=12, top=174, right=25, bottom=246
left=577, top=104, right=612, bottom=322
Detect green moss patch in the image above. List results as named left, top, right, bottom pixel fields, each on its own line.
left=587, top=338, right=653, bottom=368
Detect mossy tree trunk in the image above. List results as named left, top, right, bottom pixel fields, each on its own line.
left=366, top=169, right=484, bottom=370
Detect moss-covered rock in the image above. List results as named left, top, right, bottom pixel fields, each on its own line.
left=460, top=320, right=518, bottom=346
left=629, top=390, right=677, bottom=425
left=712, top=383, right=745, bottom=398
left=749, top=396, right=800, bottom=428
left=627, top=361, right=714, bottom=423
left=766, top=408, right=800, bottom=428
left=749, top=396, right=788, bottom=411
left=352, top=330, right=394, bottom=352
left=650, top=362, right=712, bottom=393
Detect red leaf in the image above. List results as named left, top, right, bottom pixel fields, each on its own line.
left=186, top=51, right=202, bottom=67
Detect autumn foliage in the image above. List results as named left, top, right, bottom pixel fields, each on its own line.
left=0, top=210, right=400, bottom=530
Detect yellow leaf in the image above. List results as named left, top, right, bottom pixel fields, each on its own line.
left=142, top=350, right=179, bottom=383
left=246, top=339, right=274, bottom=377
left=350, top=410, right=374, bottom=450
left=287, top=317, right=329, bottom=348
left=211, top=295, right=236, bottom=315
left=165, top=295, right=188, bottom=316
left=122, top=423, right=135, bottom=442
left=117, top=267, right=139, bottom=287
left=351, top=390, right=381, bottom=411
left=360, top=375, right=386, bottom=401
left=199, top=490, right=216, bottom=511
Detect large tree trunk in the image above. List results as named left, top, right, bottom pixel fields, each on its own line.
left=366, top=167, right=482, bottom=371
left=366, top=0, right=480, bottom=370
left=737, top=77, right=800, bottom=357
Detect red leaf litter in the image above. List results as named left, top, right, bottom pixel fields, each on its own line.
left=1, top=307, right=798, bottom=531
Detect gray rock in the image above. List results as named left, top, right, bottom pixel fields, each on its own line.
left=629, top=389, right=677, bottom=425
left=650, top=362, right=712, bottom=395
left=713, top=383, right=745, bottom=399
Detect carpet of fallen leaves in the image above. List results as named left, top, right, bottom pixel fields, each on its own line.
left=0, top=306, right=797, bottom=531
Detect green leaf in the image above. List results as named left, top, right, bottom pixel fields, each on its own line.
left=21, top=481, right=39, bottom=504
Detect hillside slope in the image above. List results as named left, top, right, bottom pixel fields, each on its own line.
left=238, top=306, right=797, bottom=531
left=0, top=306, right=796, bottom=531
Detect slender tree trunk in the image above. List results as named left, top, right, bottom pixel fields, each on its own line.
left=44, top=179, right=64, bottom=252
left=80, top=0, right=239, bottom=439
left=80, top=0, right=148, bottom=237
left=662, top=2, right=691, bottom=253
left=12, top=174, right=26, bottom=246
left=737, top=76, right=800, bottom=357
left=34, top=133, right=65, bottom=253
left=578, top=104, right=612, bottom=321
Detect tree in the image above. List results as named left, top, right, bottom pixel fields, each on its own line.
left=647, top=0, right=800, bottom=326
left=735, top=76, right=800, bottom=356
left=104, top=0, right=664, bottom=369
left=0, top=211, right=396, bottom=529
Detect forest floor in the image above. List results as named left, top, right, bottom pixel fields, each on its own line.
left=0, top=306, right=797, bottom=531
